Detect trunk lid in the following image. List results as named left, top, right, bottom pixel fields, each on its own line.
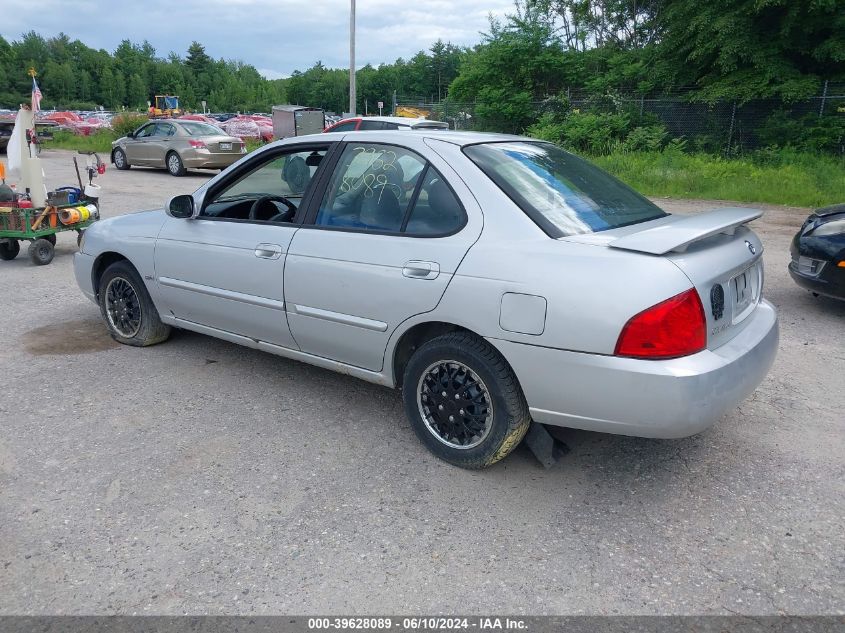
left=206, top=135, right=244, bottom=153
left=560, top=208, right=765, bottom=350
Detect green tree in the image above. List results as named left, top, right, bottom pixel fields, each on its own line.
left=186, top=41, right=212, bottom=74
left=449, top=9, right=569, bottom=131
left=127, top=73, right=147, bottom=108
left=655, top=0, right=845, bottom=101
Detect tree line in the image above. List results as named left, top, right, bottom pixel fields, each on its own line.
left=0, top=0, right=842, bottom=124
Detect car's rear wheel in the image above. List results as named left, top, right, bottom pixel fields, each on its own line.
left=98, top=261, right=171, bottom=346
left=113, top=148, right=130, bottom=170
left=402, top=332, right=531, bottom=469
left=166, top=152, right=186, bottom=177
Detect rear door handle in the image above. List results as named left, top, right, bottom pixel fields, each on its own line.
left=402, top=260, right=440, bottom=280
left=254, top=243, right=283, bottom=260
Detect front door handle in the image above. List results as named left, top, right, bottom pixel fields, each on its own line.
left=254, top=243, right=283, bottom=260
left=402, top=260, right=440, bottom=280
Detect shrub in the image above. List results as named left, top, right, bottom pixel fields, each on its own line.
left=111, top=113, right=149, bottom=139
left=759, top=111, right=845, bottom=154
left=559, top=111, right=632, bottom=154
left=526, top=113, right=567, bottom=143
left=623, top=125, right=668, bottom=152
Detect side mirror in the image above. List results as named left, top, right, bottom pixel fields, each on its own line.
left=166, top=194, right=195, bottom=219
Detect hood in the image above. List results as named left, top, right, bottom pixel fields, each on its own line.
left=96, top=208, right=166, bottom=238
left=814, top=203, right=845, bottom=218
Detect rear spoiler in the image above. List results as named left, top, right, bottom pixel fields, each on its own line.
left=608, top=208, right=762, bottom=255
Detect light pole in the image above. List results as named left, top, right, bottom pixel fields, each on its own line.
left=349, top=0, right=356, bottom=116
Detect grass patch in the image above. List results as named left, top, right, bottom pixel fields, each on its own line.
left=590, top=149, right=845, bottom=208
left=46, top=130, right=268, bottom=156
left=244, top=138, right=266, bottom=153
left=45, top=129, right=116, bottom=154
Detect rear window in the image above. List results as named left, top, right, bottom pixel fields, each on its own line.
left=464, top=141, right=666, bottom=237
left=180, top=121, right=224, bottom=136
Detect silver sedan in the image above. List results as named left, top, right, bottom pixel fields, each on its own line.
left=76, top=131, right=778, bottom=468
left=111, top=120, right=246, bottom=176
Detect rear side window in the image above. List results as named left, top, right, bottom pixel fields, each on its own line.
left=404, top=167, right=464, bottom=236
left=464, top=141, right=666, bottom=237
left=330, top=121, right=358, bottom=132
left=315, top=143, right=465, bottom=236
left=358, top=120, right=385, bottom=130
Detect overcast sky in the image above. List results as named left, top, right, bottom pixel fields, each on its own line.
left=2, top=0, right=515, bottom=78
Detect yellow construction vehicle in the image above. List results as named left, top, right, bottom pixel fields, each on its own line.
left=395, top=106, right=431, bottom=119
left=149, top=95, right=181, bottom=118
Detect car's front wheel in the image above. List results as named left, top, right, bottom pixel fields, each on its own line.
left=113, top=148, right=130, bottom=170
left=166, top=152, right=186, bottom=177
left=402, top=332, right=531, bottom=469
left=98, top=261, right=171, bottom=346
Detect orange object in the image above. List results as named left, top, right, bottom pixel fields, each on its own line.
left=0, top=162, right=6, bottom=180
left=59, top=205, right=91, bottom=225
left=31, top=206, right=56, bottom=230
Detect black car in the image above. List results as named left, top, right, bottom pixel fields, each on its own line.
left=789, top=203, right=845, bottom=300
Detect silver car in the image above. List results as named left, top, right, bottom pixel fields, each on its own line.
left=111, top=120, right=246, bottom=177
left=75, top=131, right=778, bottom=468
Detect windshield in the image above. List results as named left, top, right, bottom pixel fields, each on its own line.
left=464, top=141, right=666, bottom=237
left=180, top=121, right=225, bottom=136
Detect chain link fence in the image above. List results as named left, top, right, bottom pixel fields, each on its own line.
left=395, top=83, right=845, bottom=155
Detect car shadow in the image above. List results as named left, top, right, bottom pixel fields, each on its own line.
left=163, top=328, right=713, bottom=491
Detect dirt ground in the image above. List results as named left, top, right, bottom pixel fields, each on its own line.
left=0, top=149, right=842, bottom=615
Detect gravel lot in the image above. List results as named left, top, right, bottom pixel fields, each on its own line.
left=1, top=149, right=843, bottom=615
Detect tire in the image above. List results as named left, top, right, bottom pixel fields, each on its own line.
left=113, top=148, right=130, bottom=170
left=166, top=152, right=186, bottom=177
left=43, top=233, right=56, bottom=246
left=28, top=238, right=54, bottom=265
left=402, top=332, right=531, bottom=469
left=98, top=260, right=171, bottom=346
left=0, top=239, right=20, bottom=261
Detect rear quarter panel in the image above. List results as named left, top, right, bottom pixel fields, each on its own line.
left=409, top=139, right=695, bottom=356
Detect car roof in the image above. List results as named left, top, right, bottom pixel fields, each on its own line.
left=317, top=129, right=527, bottom=147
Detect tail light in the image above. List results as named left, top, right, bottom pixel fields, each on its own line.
left=615, top=288, right=706, bottom=359
left=188, top=139, right=207, bottom=149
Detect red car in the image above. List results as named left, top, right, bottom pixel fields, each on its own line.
left=324, top=116, right=449, bottom=132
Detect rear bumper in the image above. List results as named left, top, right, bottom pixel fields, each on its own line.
left=488, top=299, right=779, bottom=438
left=73, top=251, right=97, bottom=304
left=180, top=149, right=243, bottom=169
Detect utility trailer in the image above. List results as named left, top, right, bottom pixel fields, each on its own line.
left=272, top=105, right=325, bottom=140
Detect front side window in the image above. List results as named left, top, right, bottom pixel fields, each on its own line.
left=316, top=144, right=426, bottom=232
left=464, top=142, right=666, bottom=237
left=134, top=124, right=155, bottom=138
left=201, top=147, right=328, bottom=223
left=358, top=120, right=385, bottom=130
